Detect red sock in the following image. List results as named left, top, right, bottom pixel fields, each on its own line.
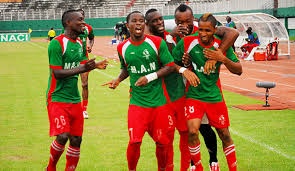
left=224, top=144, right=237, bottom=171
left=82, top=100, right=88, bottom=111
left=127, top=142, right=141, bottom=170
left=188, top=143, right=203, bottom=170
left=179, top=131, right=191, bottom=171
left=65, top=146, right=80, bottom=171
left=165, top=129, right=175, bottom=171
left=156, top=143, right=168, bottom=171
left=47, top=140, right=65, bottom=171
left=165, top=143, right=174, bottom=171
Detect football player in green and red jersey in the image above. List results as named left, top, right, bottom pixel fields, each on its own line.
left=145, top=7, right=239, bottom=171
left=103, top=11, right=198, bottom=171
left=45, top=9, right=108, bottom=171
left=173, top=13, right=242, bottom=171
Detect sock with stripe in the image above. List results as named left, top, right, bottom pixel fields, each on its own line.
left=188, top=142, right=203, bottom=170
left=65, top=146, right=80, bottom=171
left=47, top=140, right=65, bottom=171
left=223, top=144, right=237, bottom=171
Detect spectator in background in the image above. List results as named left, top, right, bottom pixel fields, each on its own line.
left=47, top=27, right=56, bottom=41
left=241, top=27, right=260, bottom=56
left=225, top=16, right=236, bottom=29
left=225, top=16, right=237, bottom=51
left=114, top=22, right=120, bottom=41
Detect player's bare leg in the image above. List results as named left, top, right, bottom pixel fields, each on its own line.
left=81, top=72, right=89, bottom=119
left=216, top=128, right=237, bottom=171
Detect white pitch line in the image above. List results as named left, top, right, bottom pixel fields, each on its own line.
left=28, top=41, right=47, bottom=49
left=94, top=69, right=129, bottom=86
left=231, top=129, right=295, bottom=161
left=221, top=72, right=295, bottom=88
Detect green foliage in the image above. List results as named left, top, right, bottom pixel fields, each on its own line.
left=0, top=40, right=294, bottom=170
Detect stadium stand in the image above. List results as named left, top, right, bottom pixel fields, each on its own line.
left=0, top=0, right=294, bottom=20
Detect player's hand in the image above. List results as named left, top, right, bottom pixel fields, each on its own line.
left=102, top=79, right=120, bottom=89
left=85, top=58, right=96, bottom=71
left=182, top=69, right=200, bottom=87
left=204, top=48, right=225, bottom=62
left=87, top=46, right=92, bottom=53
left=204, top=59, right=216, bottom=75
left=182, top=52, right=191, bottom=67
left=135, top=76, right=148, bottom=86
left=170, top=24, right=189, bottom=37
left=96, top=59, right=108, bottom=69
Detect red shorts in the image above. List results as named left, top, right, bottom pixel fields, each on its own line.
left=184, top=98, right=230, bottom=128
left=127, top=104, right=174, bottom=145
left=169, top=96, right=187, bottom=132
left=47, top=102, right=84, bottom=136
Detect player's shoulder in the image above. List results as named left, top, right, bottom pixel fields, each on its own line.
left=145, top=34, right=162, bottom=42
left=85, top=23, right=93, bottom=29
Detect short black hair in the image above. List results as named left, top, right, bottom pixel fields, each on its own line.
left=126, top=11, right=143, bottom=23
left=145, top=8, right=158, bottom=22
left=77, top=8, right=85, bottom=16
left=174, top=4, right=193, bottom=16
left=199, top=13, right=217, bottom=27
left=62, top=9, right=77, bottom=28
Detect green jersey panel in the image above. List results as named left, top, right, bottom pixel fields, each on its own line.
left=46, top=35, right=87, bottom=103
left=173, top=35, right=239, bottom=102
left=117, top=35, right=174, bottom=107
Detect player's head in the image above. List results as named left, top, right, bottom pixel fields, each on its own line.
left=77, top=8, right=85, bottom=17
left=62, top=9, right=85, bottom=35
left=198, top=13, right=217, bottom=45
left=145, top=8, right=165, bottom=37
left=126, top=11, right=145, bottom=40
left=174, top=4, right=194, bottom=35
left=226, top=16, right=231, bottom=23
left=246, top=27, right=252, bottom=34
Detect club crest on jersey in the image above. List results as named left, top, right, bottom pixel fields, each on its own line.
left=142, top=49, right=150, bottom=60
left=219, top=115, right=226, bottom=125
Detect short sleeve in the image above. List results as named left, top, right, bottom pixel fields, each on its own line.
left=48, top=39, right=63, bottom=67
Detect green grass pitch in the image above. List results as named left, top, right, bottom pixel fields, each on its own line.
left=0, top=39, right=295, bottom=170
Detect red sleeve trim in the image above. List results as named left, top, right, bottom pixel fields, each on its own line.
left=165, top=62, right=175, bottom=67
left=50, top=65, right=62, bottom=69
left=80, top=60, right=87, bottom=64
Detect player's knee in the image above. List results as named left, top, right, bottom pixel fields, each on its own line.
left=56, top=132, right=70, bottom=145
left=216, top=128, right=231, bottom=143
left=188, top=132, right=198, bottom=144
left=82, top=83, right=88, bottom=89
left=69, top=136, right=82, bottom=147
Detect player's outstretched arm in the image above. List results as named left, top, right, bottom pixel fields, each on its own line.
left=95, top=59, right=109, bottom=70
left=102, top=68, right=129, bottom=89
left=53, top=58, right=96, bottom=79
